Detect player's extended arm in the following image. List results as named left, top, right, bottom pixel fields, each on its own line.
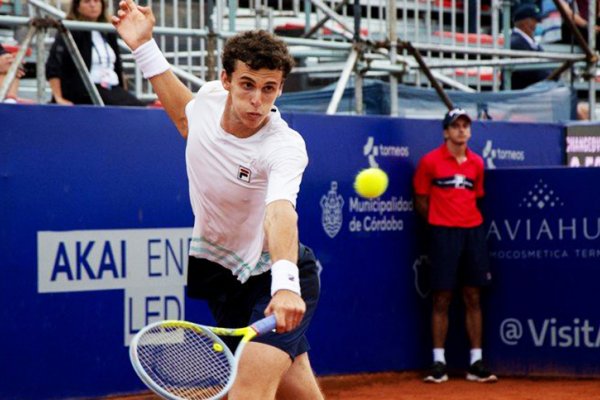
left=263, top=200, right=306, bottom=333
left=112, top=0, right=193, bottom=138
left=147, top=67, right=194, bottom=138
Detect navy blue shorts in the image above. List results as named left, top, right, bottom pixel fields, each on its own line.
left=429, top=224, right=492, bottom=291
left=186, top=244, right=321, bottom=360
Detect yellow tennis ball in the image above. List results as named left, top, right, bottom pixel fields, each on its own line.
left=354, top=167, right=388, bottom=199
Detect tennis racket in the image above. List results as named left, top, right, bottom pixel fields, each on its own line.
left=129, top=314, right=277, bottom=400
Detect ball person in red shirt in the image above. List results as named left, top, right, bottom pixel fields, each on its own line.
left=413, top=108, right=497, bottom=384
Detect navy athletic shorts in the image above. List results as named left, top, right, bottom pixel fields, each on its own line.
left=429, top=224, right=492, bottom=291
left=186, top=244, right=321, bottom=360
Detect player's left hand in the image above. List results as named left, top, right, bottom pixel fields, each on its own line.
left=111, top=0, right=155, bottom=51
left=265, top=290, right=305, bottom=333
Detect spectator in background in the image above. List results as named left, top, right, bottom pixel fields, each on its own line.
left=46, top=0, right=143, bottom=106
left=550, top=0, right=598, bottom=119
left=508, top=3, right=554, bottom=90
left=0, top=44, right=24, bottom=103
left=539, top=0, right=562, bottom=43
left=414, top=108, right=497, bottom=384
left=557, top=0, right=600, bottom=50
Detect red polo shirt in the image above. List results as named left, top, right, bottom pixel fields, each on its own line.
left=413, top=143, right=485, bottom=227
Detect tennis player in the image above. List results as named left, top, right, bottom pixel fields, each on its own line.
left=112, top=2, right=323, bottom=398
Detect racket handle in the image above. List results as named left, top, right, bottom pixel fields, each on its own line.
left=252, top=315, right=277, bottom=336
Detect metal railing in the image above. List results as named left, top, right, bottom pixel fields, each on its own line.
left=0, top=0, right=597, bottom=119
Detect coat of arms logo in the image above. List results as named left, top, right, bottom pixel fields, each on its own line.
left=320, top=181, right=344, bottom=239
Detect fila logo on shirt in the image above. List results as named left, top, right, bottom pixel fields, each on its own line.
left=237, top=166, right=252, bottom=183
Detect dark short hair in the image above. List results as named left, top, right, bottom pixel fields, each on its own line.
left=221, top=30, right=294, bottom=79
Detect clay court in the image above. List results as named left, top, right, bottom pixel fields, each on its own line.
left=108, top=372, right=600, bottom=400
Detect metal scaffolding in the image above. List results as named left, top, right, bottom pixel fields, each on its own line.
left=0, top=0, right=597, bottom=119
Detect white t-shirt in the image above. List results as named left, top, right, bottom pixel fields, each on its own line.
left=184, top=81, right=308, bottom=283
left=90, top=31, right=119, bottom=87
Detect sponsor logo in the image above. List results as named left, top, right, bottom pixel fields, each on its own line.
left=320, top=181, right=344, bottom=238
left=487, top=178, right=600, bottom=260
left=319, top=182, right=413, bottom=237
left=348, top=197, right=412, bottom=233
left=518, top=179, right=563, bottom=210
left=499, top=317, right=600, bottom=348
left=434, top=175, right=474, bottom=190
left=38, top=228, right=192, bottom=346
left=237, top=165, right=252, bottom=183
left=566, top=135, right=600, bottom=153
left=482, top=140, right=525, bottom=169
left=569, top=155, right=600, bottom=167
left=363, top=136, right=409, bottom=168
left=567, top=135, right=600, bottom=167
left=454, top=174, right=467, bottom=188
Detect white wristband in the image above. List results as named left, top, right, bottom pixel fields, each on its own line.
left=132, top=39, right=170, bottom=79
left=270, top=260, right=301, bottom=296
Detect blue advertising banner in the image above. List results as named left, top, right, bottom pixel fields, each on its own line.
left=0, top=105, right=589, bottom=400
left=287, top=113, right=427, bottom=376
left=564, top=122, right=600, bottom=167
left=482, top=168, right=600, bottom=377
left=284, top=113, right=571, bottom=377
left=0, top=105, right=197, bottom=400
left=284, top=113, right=565, bottom=170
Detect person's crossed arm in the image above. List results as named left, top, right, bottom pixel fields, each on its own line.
left=0, top=53, right=14, bottom=74
left=0, top=52, right=25, bottom=77
left=414, top=194, right=430, bottom=221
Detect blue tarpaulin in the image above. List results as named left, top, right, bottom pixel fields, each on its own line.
left=276, top=80, right=576, bottom=123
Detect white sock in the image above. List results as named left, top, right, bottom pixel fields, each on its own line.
left=433, top=348, right=446, bottom=364
left=470, top=348, right=482, bottom=365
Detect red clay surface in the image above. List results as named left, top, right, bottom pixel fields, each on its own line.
left=318, top=372, right=600, bottom=400
left=104, top=371, right=600, bottom=400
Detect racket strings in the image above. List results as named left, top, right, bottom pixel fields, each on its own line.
left=136, top=325, right=234, bottom=399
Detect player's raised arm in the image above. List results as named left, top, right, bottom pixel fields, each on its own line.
left=112, top=0, right=193, bottom=138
